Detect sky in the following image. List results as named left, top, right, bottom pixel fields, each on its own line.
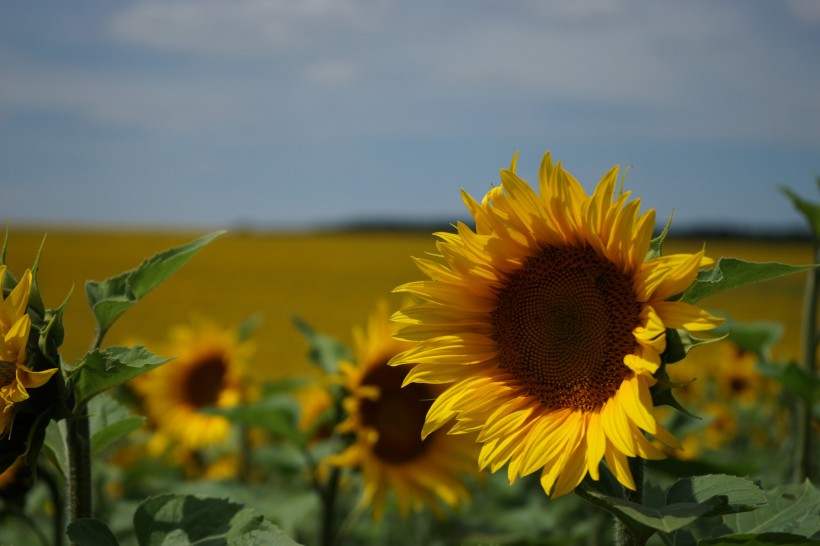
left=1, top=0, right=819, bottom=232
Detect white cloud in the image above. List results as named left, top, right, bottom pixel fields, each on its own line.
left=786, top=0, right=820, bottom=24
left=108, top=0, right=387, bottom=55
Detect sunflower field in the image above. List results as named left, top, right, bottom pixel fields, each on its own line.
left=1, top=154, right=819, bottom=546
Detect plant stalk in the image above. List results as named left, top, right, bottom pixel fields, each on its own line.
left=65, top=400, right=92, bottom=539
left=615, top=457, right=645, bottom=546
left=795, top=239, right=820, bottom=483
left=39, top=464, right=65, bottom=546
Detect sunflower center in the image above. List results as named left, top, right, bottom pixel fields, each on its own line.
left=359, top=363, right=432, bottom=465
left=492, top=245, right=641, bottom=411
left=0, top=361, right=16, bottom=388
left=181, top=354, right=227, bottom=408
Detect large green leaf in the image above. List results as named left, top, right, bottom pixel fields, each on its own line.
left=576, top=488, right=719, bottom=541
left=42, top=420, right=68, bottom=478
left=722, top=481, right=820, bottom=538
left=69, top=346, right=172, bottom=408
left=666, top=475, right=766, bottom=517
left=67, top=518, right=121, bottom=546
left=699, top=533, right=820, bottom=545
left=681, top=258, right=816, bottom=304
left=85, top=231, right=223, bottom=342
left=133, top=493, right=302, bottom=546
left=89, top=393, right=146, bottom=455
left=292, top=316, right=352, bottom=375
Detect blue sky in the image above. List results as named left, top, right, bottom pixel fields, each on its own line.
left=1, top=0, right=819, bottom=232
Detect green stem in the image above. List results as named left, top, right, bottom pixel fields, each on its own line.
left=615, top=457, right=645, bottom=546
left=795, top=240, right=820, bottom=483
left=66, top=401, right=92, bottom=539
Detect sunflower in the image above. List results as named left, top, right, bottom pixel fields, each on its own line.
left=0, top=267, right=58, bottom=438
left=328, top=301, right=477, bottom=520
left=130, top=319, right=253, bottom=453
left=390, top=152, right=722, bottom=497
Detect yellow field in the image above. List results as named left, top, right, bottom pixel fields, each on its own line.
left=2, top=228, right=813, bottom=379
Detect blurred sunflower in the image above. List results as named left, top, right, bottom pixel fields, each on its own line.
left=391, top=152, right=723, bottom=497
left=130, top=319, right=253, bottom=453
left=328, top=301, right=477, bottom=520
left=0, top=267, right=58, bottom=437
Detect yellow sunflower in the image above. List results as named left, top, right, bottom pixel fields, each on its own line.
left=130, top=319, right=253, bottom=452
left=0, top=266, right=58, bottom=437
left=329, top=301, right=477, bottom=520
left=390, top=152, right=723, bottom=497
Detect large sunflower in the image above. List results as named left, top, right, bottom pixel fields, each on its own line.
left=0, top=267, right=58, bottom=437
left=390, top=152, right=722, bottom=497
left=329, top=301, right=477, bottom=520
left=130, top=319, right=253, bottom=452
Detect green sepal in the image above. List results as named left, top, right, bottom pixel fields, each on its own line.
left=651, top=367, right=700, bottom=419
left=26, top=234, right=48, bottom=318
left=84, top=230, right=224, bottom=345
left=647, top=211, right=675, bottom=261
left=292, top=316, right=352, bottom=375
left=781, top=185, right=820, bottom=238
left=133, top=493, right=301, bottom=546
left=681, top=258, right=817, bottom=305
left=67, top=345, right=173, bottom=409
left=67, top=518, right=121, bottom=546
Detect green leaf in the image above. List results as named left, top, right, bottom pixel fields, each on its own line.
left=209, top=396, right=303, bottom=444
left=723, top=481, right=820, bottom=537
left=89, top=393, right=145, bottom=455
left=681, top=258, right=816, bottom=305
left=757, top=361, right=820, bottom=404
left=67, top=518, right=121, bottom=546
left=133, top=493, right=301, bottom=546
left=69, top=345, right=172, bottom=408
left=85, top=231, right=224, bottom=342
left=781, top=186, right=820, bottom=238
left=42, top=420, right=68, bottom=478
left=292, top=316, right=352, bottom=375
left=724, top=321, right=783, bottom=361
left=666, top=475, right=767, bottom=517
left=699, top=532, right=820, bottom=545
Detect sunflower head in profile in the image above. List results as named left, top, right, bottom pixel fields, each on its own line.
left=130, top=318, right=253, bottom=453
left=391, top=152, right=723, bottom=498
left=0, top=266, right=59, bottom=438
left=328, top=301, right=477, bottom=521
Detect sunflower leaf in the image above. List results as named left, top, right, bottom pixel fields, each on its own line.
left=67, top=518, right=120, bottom=546
left=757, top=360, right=820, bottom=404
left=85, top=231, right=224, bottom=345
left=680, top=258, right=816, bottom=305
left=724, top=321, right=783, bottom=361
left=292, top=316, right=352, bottom=375
left=577, top=486, right=724, bottom=537
left=665, top=475, right=766, bottom=517
left=207, top=396, right=304, bottom=444
left=69, top=346, right=172, bottom=408
left=133, top=493, right=300, bottom=546
left=721, top=481, right=820, bottom=538
left=88, top=393, right=145, bottom=455
left=698, top=532, right=820, bottom=545
left=781, top=186, right=820, bottom=238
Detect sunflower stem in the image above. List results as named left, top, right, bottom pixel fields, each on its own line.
left=615, top=457, right=645, bottom=546
left=795, top=238, right=819, bottom=483
left=65, top=399, right=92, bottom=542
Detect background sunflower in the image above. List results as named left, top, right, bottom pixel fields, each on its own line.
left=328, top=301, right=478, bottom=521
